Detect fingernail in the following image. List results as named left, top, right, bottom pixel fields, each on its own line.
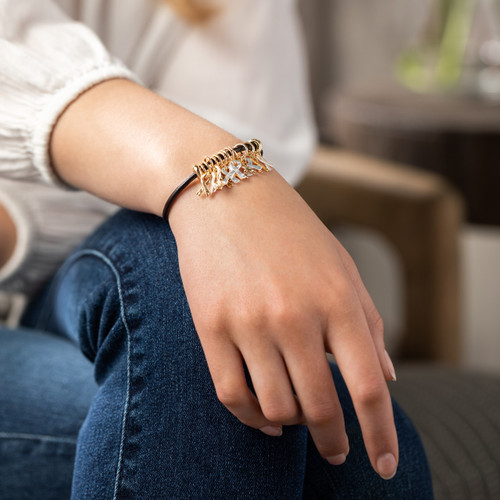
left=384, top=350, right=397, bottom=381
left=259, top=425, right=282, bottom=437
left=327, top=453, right=346, bottom=465
left=377, top=453, right=397, bottom=480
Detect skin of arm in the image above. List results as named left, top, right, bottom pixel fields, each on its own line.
left=0, top=203, right=17, bottom=268
left=50, top=78, right=399, bottom=479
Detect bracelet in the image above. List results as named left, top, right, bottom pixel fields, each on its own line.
left=162, top=139, right=273, bottom=222
left=162, top=172, right=197, bottom=221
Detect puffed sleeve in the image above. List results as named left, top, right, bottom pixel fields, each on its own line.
left=0, top=0, right=138, bottom=300
left=154, top=0, right=317, bottom=187
left=0, top=0, right=139, bottom=186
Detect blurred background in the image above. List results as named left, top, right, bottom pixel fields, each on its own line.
left=296, top=1, right=500, bottom=497
left=299, top=0, right=500, bottom=372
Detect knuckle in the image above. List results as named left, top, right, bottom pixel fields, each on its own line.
left=370, top=311, right=384, bottom=339
left=197, top=305, right=227, bottom=335
left=234, top=306, right=259, bottom=330
left=216, top=382, right=245, bottom=409
left=328, top=283, right=357, bottom=318
left=268, top=300, right=298, bottom=328
left=264, top=286, right=309, bottom=328
left=269, top=302, right=314, bottom=336
left=305, top=401, right=340, bottom=426
left=331, top=277, right=353, bottom=301
left=262, top=402, right=297, bottom=424
left=354, top=378, right=386, bottom=407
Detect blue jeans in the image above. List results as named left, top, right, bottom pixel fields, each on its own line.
left=0, top=209, right=433, bottom=499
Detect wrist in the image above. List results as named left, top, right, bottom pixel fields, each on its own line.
left=168, top=167, right=293, bottom=236
left=151, top=132, right=243, bottom=218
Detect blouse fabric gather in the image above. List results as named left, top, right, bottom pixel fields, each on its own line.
left=0, top=0, right=316, bottom=302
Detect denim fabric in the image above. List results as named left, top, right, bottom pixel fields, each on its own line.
left=0, top=209, right=433, bottom=499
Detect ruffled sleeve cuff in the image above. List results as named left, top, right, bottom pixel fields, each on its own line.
left=32, top=62, right=140, bottom=186
left=0, top=0, right=141, bottom=185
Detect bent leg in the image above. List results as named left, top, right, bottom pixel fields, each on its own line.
left=30, top=210, right=308, bottom=499
left=26, top=209, right=432, bottom=499
left=0, top=327, right=97, bottom=500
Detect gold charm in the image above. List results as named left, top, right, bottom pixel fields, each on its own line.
left=193, top=140, right=272, bottom=197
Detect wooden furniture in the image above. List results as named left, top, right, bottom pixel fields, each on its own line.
left=323, top=90, right=500, bottom=225
left=297, top=145, right=463, bottom=362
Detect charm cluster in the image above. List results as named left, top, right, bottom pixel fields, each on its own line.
left=193, top=139, right=273, bottom=197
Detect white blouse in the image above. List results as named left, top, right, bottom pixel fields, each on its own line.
left=0, top=0, right=316, bottom=302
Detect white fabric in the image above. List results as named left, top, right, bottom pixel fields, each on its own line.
left=0, top=179, right=117, bottom=293
left=0, top=0, right=317, bottom=297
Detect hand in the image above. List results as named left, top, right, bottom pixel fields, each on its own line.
left=169, top=170, right=399, bottom=480
left=48, top=79, right=398, bottom=478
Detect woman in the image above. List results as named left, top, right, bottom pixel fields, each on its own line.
left=0, top=0, right=433, bottom=498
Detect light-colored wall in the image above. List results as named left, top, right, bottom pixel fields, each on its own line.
left=300, top=0, right=431, bottom=100
left=461, top=226, right=500, bottom=372
left=328, top=0, right=429, bottom=90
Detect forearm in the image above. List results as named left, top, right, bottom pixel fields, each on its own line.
left=50, top=78, right=240, bottom=217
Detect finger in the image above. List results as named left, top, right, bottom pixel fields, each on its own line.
left=283, top=336, right=349, bottom=465
left=203, top=338, right=281, bottom=435
left=328, top=304, right=399, bottom=479
left=337, top=246, right=396, bottom=382
left=242, top=343, right=304, bottom=426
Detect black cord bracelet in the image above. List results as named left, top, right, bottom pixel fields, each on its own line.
left=162, top=172, right=197, bottom=222
left=162, top=140, right=263, bottom=222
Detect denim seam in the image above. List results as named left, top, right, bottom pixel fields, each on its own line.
left=42, top=249, right=132, bottom=500
left=0, top=432, right=77, bottom=444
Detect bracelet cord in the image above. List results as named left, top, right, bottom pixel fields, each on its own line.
left=162, top=139, right=269, bottom=222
